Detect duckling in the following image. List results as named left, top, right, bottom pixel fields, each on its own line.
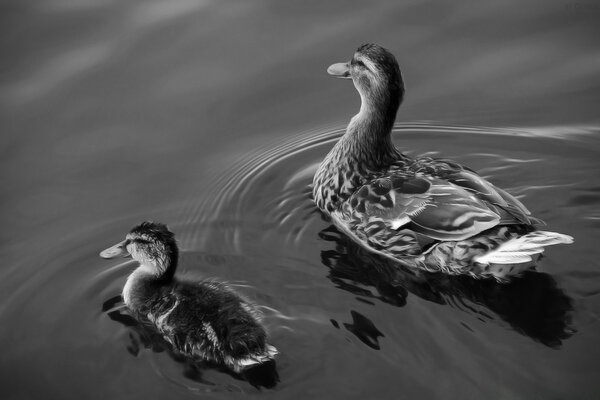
left=313, top=44, right=573, bottom=280
left=100, top=221, right=278, bottom=372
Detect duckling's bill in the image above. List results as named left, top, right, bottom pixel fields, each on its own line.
left=100, top=240, right=130, bottom=259
left=327, top=62, right=351, bottom=78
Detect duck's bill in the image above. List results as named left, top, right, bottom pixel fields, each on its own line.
left=100, top=240, right=130, bottom=259
left=327, top=62, right=351, bottom=78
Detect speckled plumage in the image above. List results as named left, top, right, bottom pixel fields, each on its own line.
left=101, top=222, right=277, bottom=372
left=314, top=44, right=573, bottom=280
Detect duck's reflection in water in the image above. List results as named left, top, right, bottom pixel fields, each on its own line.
left=101, top=296, right=279, bottom=390
left=320, top=225, right=574, bottom=348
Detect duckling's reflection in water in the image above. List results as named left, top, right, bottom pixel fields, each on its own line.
left=320, top=225, right=575, bottom=348
left=101, top=296, right=279, bottom=389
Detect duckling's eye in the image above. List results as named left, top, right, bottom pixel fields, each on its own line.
left=354, top=60, right=367, bottom=70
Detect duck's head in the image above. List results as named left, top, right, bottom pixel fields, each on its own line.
left=328, top=44, right=404, bottom=117
left=100, top=221, right=178, bottom=280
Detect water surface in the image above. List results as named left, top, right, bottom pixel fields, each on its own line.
left=2, top=1, right=600, bottom=399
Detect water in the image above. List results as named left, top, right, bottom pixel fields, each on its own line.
left=2, top=0, right=600, bottom=398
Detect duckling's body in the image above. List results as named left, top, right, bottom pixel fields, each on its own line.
left=101, top=222, right=277, bottom=372
left=122, top=272, right=272, bottom=370
left=314, top=44, right=573, bottom=280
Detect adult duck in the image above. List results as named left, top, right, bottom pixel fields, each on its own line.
left=100, top=221, right=278, bottom=372
left=313, top=44, right=573, bottom=280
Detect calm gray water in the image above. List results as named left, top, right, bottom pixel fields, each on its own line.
left=2, top=1, right=600, bottom=398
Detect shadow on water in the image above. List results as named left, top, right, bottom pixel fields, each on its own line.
left=331, top=310, right=386, bottom=350
left=319, top=225, right=575, bottom=349
left=101, top=296, right=279, bottom=390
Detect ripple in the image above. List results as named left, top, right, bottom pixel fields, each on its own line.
left=14, top=122, right=588, bottom=319
left=160, top=121, right=594, bottom=351
left=177, top=124, right=345, bottom=248
left=9, top=121, right=593, bottom=395
left=175, top=122, right=598, bottom=254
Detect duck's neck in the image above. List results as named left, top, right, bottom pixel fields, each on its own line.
left=347, top=92, right=399, bottom=155
left=313, top=91, right=402, bottom=213
left=352, top=84, right=401, bottom=140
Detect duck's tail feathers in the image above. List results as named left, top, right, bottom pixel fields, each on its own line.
left=474, top=230, right=573, bottom=266
left=233, top=344, right=279, bottom=372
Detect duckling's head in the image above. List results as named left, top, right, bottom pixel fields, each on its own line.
left=100, top=221, right=178, bottom=280
left=328, top=44, right=404, bottom=116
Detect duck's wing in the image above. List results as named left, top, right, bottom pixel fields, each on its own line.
left=332, top=173, right=502, bottom=257
left=425, top=159, right=534, bottom=225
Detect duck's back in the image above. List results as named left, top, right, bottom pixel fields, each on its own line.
left=331, top=157, right=540, bottom=275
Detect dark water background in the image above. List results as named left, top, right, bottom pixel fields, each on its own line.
left=2, top=0, right=600, bottom=398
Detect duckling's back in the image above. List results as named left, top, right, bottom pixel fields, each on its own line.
left=144, top=279, right=274, bottom=370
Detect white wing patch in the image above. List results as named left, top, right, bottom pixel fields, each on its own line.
left=390, top=216, right=411, bottom=230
